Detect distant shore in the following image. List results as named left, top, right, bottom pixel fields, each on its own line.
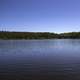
left=0, top=31, right=80, bottom=39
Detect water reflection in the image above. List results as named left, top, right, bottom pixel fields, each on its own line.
left=0, top=39, right=80, bottom=80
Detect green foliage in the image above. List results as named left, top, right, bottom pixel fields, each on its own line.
left=60, top=32, right=80, bottom=39
left=0, top=31, right=59, bottom=39
left=0, top=31, right=80, bottom=39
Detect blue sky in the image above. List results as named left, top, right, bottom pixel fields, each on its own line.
left=0, top=0, right=80, bottom=33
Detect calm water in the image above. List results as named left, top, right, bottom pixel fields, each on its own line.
left=0, top=39, right=80, bottom=80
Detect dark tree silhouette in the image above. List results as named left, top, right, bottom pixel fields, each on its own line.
left=0, top=31, right=80, bottom=39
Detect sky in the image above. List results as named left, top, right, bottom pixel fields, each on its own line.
left=0, top=0, right=80, bottom=33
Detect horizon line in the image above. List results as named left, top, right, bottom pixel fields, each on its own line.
left=0, top=30, right=80, bottom=34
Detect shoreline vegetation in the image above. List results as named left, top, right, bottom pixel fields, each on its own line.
left=0, top=31, right=80, bottom=39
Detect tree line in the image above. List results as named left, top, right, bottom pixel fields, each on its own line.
left=0, top=31, right=80, bottom=39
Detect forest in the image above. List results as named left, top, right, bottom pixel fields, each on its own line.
left=0, top=31, right=80, bottom=39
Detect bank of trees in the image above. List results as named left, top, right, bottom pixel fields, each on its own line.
left=0, top=31, right=59, bottom=39
left=60, top=32, right=80, bottom=39
left=0, top=31, right=80, bottom=39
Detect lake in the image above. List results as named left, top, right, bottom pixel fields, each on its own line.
left=0, top=39, right=80, bottom=80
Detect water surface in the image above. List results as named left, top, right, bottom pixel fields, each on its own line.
left=0, top=39, right=80, bottom=80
